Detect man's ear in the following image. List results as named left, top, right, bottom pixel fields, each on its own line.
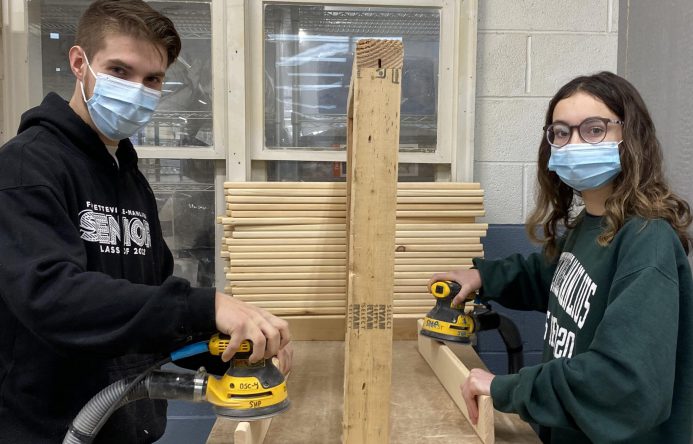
left=69, top=46, right=86, bottom=81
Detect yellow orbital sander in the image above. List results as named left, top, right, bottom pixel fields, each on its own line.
left=205, top=333, right=290, bottom=420
left=64, top=333, right=290, bottom=443
left=420, top=280, right=501, bottom=343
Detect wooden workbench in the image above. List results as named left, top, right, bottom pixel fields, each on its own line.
left=207, top=341, right=539, bottom=443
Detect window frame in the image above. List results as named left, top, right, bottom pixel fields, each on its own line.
left=237, top=0, right=478, bottom=180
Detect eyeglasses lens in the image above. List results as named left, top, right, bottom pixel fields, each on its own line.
left=546, top=119, right=608, bottom=148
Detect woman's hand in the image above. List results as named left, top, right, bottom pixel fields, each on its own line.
left=461, top=368, right=495, bottom=425
left=428, top=268, right=482, bottom=306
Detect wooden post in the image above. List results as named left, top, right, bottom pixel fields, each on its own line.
left=342, top=39, right=403, bottom=444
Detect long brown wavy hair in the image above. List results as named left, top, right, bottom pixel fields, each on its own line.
left=527, top=71, right=692, bottom=258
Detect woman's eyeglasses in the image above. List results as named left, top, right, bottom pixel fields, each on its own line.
left=544, top=117, right=624, bottom=148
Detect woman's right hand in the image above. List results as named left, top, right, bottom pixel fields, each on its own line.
left=428, top=269, right=482, bottom=306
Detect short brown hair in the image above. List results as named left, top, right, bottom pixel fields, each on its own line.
left=75, top=0, right=181, bottom=67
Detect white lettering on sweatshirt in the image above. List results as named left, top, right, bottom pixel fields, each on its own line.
left=544, top=252, right=597, bottom=358
left=79, top=203, right=151, bottom=255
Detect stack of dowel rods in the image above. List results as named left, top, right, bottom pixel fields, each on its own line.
left=219, top=182, right=486, bottom=317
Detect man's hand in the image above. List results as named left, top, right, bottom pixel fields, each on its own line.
left=428, top=268, right=482, bottom=306
left=214, top=292, right=290, bottom=363
left=460, top=368, right=495, bottom=425
left=275, top=342, right=293, bottom=376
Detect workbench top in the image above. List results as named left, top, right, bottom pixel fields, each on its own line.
left=207, top=341, right=540, bottom=444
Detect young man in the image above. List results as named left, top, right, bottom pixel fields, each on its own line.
left=0, top=1, right=292, bottom=442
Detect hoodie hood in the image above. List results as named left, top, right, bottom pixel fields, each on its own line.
left=17, top=92, right=139, bottom=170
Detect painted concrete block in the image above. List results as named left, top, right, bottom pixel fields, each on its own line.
left=530, top=33, right=618, bottom=96
left=475, top=162, right=524, bottom=224
left=523, top=163, right=539, bottom=221
left=475, top=98, right=550, bottom=162
left=476, top=33, right=527, bottom=97
left=479, top=0, right=610, bottom=32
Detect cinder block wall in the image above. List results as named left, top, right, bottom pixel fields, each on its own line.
left=472, top=0, right=620, bottom=374
left=474, top=0, right=619, bottom=225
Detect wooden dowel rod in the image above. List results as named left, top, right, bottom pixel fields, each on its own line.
left=393, top=307, right=430, bottom=314
left=230, top=286, right=345, bottom=295
left=396, top=223, right=488, bottom=230
left=395, top=238, right=481, bottom=245
left=395, top=263, right=472, bottom=272
left=226, top=196, right=347, bottom=204
left=393, top=299, right=436, bottom=306
left=394, top=251, right=480, bottom=258
left=261, top=307, right=346, bottom=315
left=228, top=266, right=346, bottom=274
left=226, top=195, right=485, bottom=204
left=231, top=231, right=346, bottom=239
left=395, top=258, right=476, bottom=265
left=228, top=252, right=346, bottom=260
left=394, top=205, right=484, bottom=211
left=397, top=182, right=480, bottom=189
left=226, top=238, right=346, bottom=245
left=240, top=300, right=346, bottom=308
left=227, top=272, right=346, bottom=280
left=224, top=182, right=479, bottom=189
left=234, top=294, right=345, bottom=301
left=229, top=279, right=347, bottom=287
left=227, top=258, right=345, bottom=266
left=229, top=210, right=347, bottom=218
left=394, top=269, right=470, bottom=279
left=396, top=231, right=486, bottom=238
left=395, top=244, right=482, bottom=252
left=397, top=210, right=485, bottom=217
left=394, top=293, right=432, bottom=300
left=229, top=203, right=346, bottom=211
left=397, top=197, right=484, bottom=204
left=224, top=217, right=347, bottom=226
left=223, top=244, right=346, bottom=252
left=397, top=189, right=484, bottom=197
left=231, top=224, right=347, bottom=232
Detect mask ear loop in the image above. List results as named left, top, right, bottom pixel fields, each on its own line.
left=79, top=49, right=98, bottom=104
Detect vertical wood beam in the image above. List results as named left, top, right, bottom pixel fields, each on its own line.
left=342, top=39, right=403, bottom=444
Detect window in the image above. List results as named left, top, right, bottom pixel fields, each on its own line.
left=241, top=0, right=478, bottom=181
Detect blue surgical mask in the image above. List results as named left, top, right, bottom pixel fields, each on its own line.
left=548, top=141, right=622, bottom=191
left=80, top=52, right=161, bottom=141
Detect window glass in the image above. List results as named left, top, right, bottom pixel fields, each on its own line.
left=36, top=0, right=213, bottom=148
left=140, top=159, right=216, bottom=287
left=264, top=4, right=440, bottom=153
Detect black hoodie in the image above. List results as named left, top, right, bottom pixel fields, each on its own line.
left=0, top=93, right=217, bottom=443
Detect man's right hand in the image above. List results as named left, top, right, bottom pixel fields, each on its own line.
left=428, top=268, right=482, bottom=306
left=214, top=292, right=290, bottom=364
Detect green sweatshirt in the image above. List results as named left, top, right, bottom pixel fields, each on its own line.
left=473, top=214, right=693, bottom=444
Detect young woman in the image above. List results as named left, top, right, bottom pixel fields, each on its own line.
left=431, top=71, right=692, bottom=444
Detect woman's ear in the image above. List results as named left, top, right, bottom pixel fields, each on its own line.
left=68, top=46, right=86, bottom=81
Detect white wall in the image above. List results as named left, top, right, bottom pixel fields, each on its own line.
left=474, top=0, right=619, bottom=224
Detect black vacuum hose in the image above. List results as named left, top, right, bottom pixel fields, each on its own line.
left=496, top=314, right=524, bottom=374
left=62, top=370, right=205, bottom=444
